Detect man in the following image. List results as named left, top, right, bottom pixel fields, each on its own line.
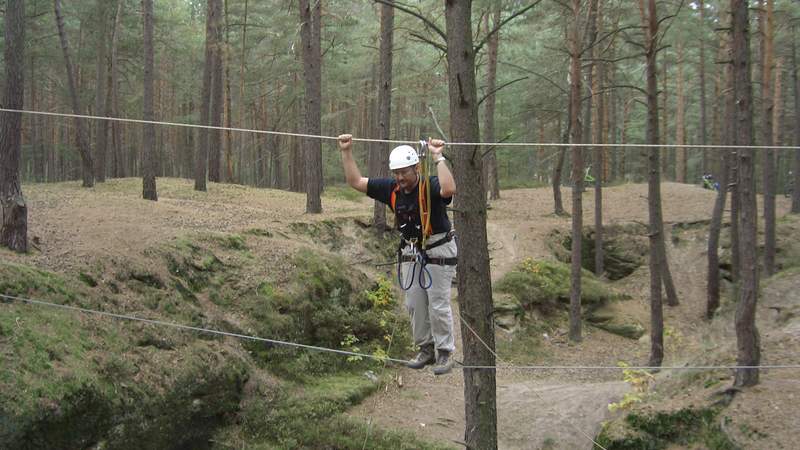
left=337, top=134, right=457, bottom=375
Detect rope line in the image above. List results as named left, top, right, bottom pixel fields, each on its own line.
left=0, top=293, right=411, bottom=365
left=3, top=108, right=800, bottom=150
left=2, top=292, right=799, bottom=371
left=453, top=308, right=608, bottom=450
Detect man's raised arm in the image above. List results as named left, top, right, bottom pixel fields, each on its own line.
left=338, top=134, right=368, bottom=193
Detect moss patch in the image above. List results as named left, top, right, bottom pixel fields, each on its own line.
left=495, top=258, right=620, bottom=315
left=596, top=406, right=738, bottom=450
left=242, top=250, right=409, bottom=378
left=228, top=373, right=453, bottom=449
left=548, top=224, right=648, bottom=280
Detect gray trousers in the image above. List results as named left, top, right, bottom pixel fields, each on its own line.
left=400, top=232, right=457, bottom=353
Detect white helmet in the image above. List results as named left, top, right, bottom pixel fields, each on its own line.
left=388, top=145, right=420, bottom=170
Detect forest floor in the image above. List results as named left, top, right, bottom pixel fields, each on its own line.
left=6, top=179, right=798, bottom=449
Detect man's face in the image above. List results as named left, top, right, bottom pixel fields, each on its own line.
left=392, top=165, right=418, bottom=191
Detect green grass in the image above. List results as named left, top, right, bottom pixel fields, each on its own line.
left=324, top=184, right=365, bottom=202
left=230, top=372, right=455, bottom=449
left=495, top=258, right=618, bottom=314
left=1, top=222, right=421, bottom=448
left=596, top=406, right=738, bottom=450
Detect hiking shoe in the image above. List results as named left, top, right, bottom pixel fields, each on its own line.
left=407, top=344, right=435, bottom=369
left=432, top=350, right=454, bottom=375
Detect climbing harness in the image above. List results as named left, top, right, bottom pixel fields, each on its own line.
left=392, top=140, right=457, bottom=290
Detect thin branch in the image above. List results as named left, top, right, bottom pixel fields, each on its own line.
left=373, top=0, right=446, bottom=43
left=586, top=53, right=644, bottom=64
left=596, top=83, right=649, bottom=96
left=499, top=61, right=567, bottom=94
left=478, top=77, right=529, bottom=106
left=475, top=0, right=544, bottom=53
left=582, top=25, right=642, bottom=56
left=410, top=32, right=447, bottom=53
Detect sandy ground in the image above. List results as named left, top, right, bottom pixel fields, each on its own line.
left=3, top=178, right=797, bottom=449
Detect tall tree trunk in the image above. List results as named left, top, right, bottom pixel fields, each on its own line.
left=640, top=0, right=664, bottom=367
left=569, top=0, right=586, bottom=343
left=710, top=35, right=735, bottom=319
left=196, top=0, right=218, bottom=191
left=299, top=0, right=323, bottom=213
left=661, top=59, right=670, bottom=179
left=142, top=0, right=157, bottom=201
left=774, top=59, right=783, bottom=151
left=445, top=2, right=498, bottom=448
left=223, top=0, right=233, bottom=182
left=593, top=1, right=605, bottom=278
left=793, top=26, right=800, bottom=214
left=54, top=0, right=94, bottom=187
left=707, top=150, right=730, bottom=319
left=93, top=0, right=109, bottom=182
left=482, top=3, right=501, bottom=201
left=676, top=42, right=687, bottom=183
left=1, top=0, right=27, bottom=253
left=370, top=1, right=394, bottom=234
left=730, top=150, right=741, bottom=283
left=30, top=52, right=44, bottom=181
left=761, top=0, right=776, bottom=276
left=731, top=0, right=760, bottom=388
left=109, top=0, right=122, bottom=178
left=237, top=0, right=249, bottom=185
left=699, top=0, right=709, bottom=175
left=209, top=0, right=224, bottom=183
left=620, top=98, right=633, bottom=178
left=552, top=105, right=569, bottom=216
left=289, top=72, right=305, bottom=193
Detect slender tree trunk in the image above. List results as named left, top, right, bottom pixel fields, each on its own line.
left=482, top=3, right=501, bottom=201
left=661, top=60, right=670, bottom=179
left=552, top=106, right=569, bottom=216
left=93, top=0, right=109, bottom=182
left=593, top=3, right=605, bottom=277
left=640, top=0, right=664, bottom=367
left=444, top=2, right=498, bottom=448
left=710, top=35, right=735, bottom=318
left=54, top=0, right=94, bottom=187
left=196, top=0, right=218, bottom=191
left=30, top=52, right=44, bottom=181
left=289, top=72, right=304, bottom=192
left=707, top=150, right=730, bottom=319
left=109, top=0, right=122, bottom=178
left=569, top=0, right=585, bottom=343
left=299, top=0, right=323, bottom=213
left=699, top=0, right=709, bottom=174
left=1, top=0, right=27, bottom=253
left=142, top=0, right=157, bottom=201
left=237, top=0, right=248, bottom=185
left=731, top=150, right=741, bottom=283
left=676, top=42, right=687, bottom=183
left=731, top=0, right=760, bottom=388
left=620, top=98, right=633, bottom=178
left=774, top=59, right=783, bottom=151
left=209, top=0, right=224, bottom=183
left=370, top=1, right=394, bottom=234
left=793, top=27, right=800, bottom=214
left=761, top=0, right=776, bottom=276
left=223, top=0, right=234, bottom=182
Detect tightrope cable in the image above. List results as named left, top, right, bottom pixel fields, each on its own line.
left=0, top=293, right=412, bottom=365
left=3, top=292, right=798, bottom=371
left=454, top=308, right=609, bottom=450
left=3, top=108, right=800, bottom=150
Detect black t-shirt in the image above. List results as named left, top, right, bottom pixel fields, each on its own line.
left=367, top=176, right=453, bottom=241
